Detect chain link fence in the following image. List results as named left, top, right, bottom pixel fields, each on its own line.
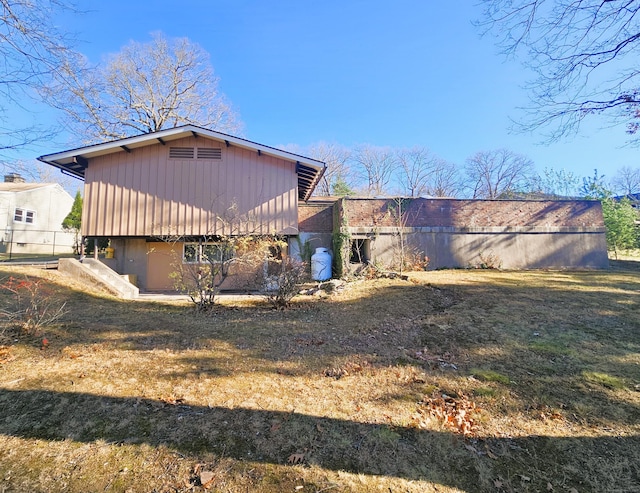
left=0, top=229, right=78, bottom=262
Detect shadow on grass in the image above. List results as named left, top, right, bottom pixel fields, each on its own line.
left=2, top=266, right=639, bottom=430
left=0, top=387, right=638, bottom=491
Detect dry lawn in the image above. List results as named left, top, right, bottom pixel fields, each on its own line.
left=0, top=262, right=638, bottom=492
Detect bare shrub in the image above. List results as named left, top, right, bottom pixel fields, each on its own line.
left=474, top=250, right=503, bottom=270
left=259, top=256, right=309, bottom=309
left=171, top=235, right=271, bottom=312
left=0, top=276, right=67, bottom=334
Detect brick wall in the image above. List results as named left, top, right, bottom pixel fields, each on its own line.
left=298, top=200, right=336, bottom=233
left=342, top=198, right=605, bottom=229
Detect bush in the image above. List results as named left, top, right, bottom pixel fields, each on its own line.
left=259, top=257, right=309, bottom=309
left=0, top=276, right=67, bottom=334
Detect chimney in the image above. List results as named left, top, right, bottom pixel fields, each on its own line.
left=4, top=173, right=25, bottom=183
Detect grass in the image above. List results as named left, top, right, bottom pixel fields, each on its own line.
left=0, top=263, right=639, bottom=492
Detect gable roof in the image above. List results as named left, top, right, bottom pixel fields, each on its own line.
left=37, top=125, right=326, bottom=201
left=0, top=183, right=56, bottom=193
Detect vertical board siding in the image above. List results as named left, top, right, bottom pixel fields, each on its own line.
left=83, top=136, right=299, bottom=237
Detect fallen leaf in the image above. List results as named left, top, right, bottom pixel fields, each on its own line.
left=547, top=482, right=554, bottom=491
left=0, top=346, right=15, bottom=364
left=287, top=453, right=305, bottom=465
left=494, top=479, right=503, bottom=488
left=200, top=470, right=215, bottom=489
left=159, top=395, right=185, bottom=405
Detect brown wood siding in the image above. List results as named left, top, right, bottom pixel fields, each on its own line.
left=82, top=136, right=299, bottom=237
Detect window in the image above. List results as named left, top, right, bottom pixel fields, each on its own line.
left=183, top=242, right=235, bottom=263
left=183, top=243, right=198, bottom=263
left=14, top=208, right=35, bottom=224
left=350, top=238, right=370, bottom=264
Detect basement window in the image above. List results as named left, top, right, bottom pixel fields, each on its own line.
left=350, top=238, right=370, bottom=264
left=183, top=242, right=235, bottom=263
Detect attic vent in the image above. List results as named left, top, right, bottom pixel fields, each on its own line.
left=197, top=147, right=222, bottom=160
left=169, top=147, right=194, bottom=159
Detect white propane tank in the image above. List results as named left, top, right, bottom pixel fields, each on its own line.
left=311, top=247, right=332, bottom=281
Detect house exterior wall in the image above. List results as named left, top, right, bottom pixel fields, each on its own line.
left=332, top=198, right=609, bottom=272
left=0, top=184, right=75, bottom=254
left=104, top=238, right=265, bottom=292
left=291, top=200, right=336, bottom=261
left=82, top=136, right=299, bottom=238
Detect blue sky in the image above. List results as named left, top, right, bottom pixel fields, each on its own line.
left=17, top=0, right=638, bottom=181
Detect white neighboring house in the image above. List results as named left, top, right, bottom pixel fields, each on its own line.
left=0, top=174, right=76, bottom=256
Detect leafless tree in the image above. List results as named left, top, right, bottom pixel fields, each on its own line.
left=478, top=0, right=640, bottom=141
left=305, top=142, right=353, bottom=196
left=353, top=144, right=397, bottom=196
left=395, top=147, right=464, bottom=198
left=395, top=147, right=436, bottom=197
left=611, top=165, right=640, bottom=195
left=464, top=149, right=535, bottom=199
left=47, top=32, right=242, bottom=143
left=427, top=158, right=463, bottom=198
left=0, top=0, right=76, bottom=157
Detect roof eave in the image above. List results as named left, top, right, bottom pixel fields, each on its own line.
left=37, top=125, right=327, bottom=196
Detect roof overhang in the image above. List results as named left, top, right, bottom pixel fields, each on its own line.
left=37, top=125, right=326, bottom=201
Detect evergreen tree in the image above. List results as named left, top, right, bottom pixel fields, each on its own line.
left=601, top=197, right=639, bottom=259
left=62, top=191, right=82, bottom=254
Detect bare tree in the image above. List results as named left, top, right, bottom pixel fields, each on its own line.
left=479, top=0, right=640, bottom=140
left=395, top=147, right=436, bottom=197
left=0, top=0, right=76, bottom=157
left=464, top=149, right=535, bottom=199
left=353, top=144, right=397, bottom=196
left=611, top=166, right=640, bottom=196
left=395, top=147, right=464, bottom=198
left=426, top=158, right=463, bottom=198
left=305, top=142, right=353, bottom=196
left=47, top=32, right=242, bottom=143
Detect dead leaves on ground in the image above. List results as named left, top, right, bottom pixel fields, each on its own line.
left=0, top=345, right=14, bottom=364
left=412, top=347, right=459, bottom=370
left=413, top=392, right=479, bottom=435
left=323, top=359, right=370, bottom=379
left=192, top=463, right=216, bottom=489
left=159, top=394, right=186, bottom=406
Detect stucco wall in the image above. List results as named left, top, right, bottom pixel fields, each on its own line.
left=359, top=228, right=608, bottom=270
left=107, top=237, right=266, bottom=291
